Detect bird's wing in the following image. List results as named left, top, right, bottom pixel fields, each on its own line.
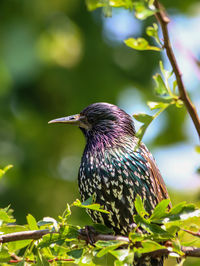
left=139, top=143, right=171, bottom=208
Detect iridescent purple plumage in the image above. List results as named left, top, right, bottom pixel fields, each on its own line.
left=49, top=102, right=170, bottom=265
left=77, top=103, right=170, bottom=235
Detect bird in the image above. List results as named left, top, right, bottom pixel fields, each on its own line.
left=49, top=102, right=171, bottom=265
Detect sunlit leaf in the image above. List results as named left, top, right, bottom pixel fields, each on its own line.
left=72, top=198, right=109, bottom=214
left=96, top=240, right=126, bottom=257
left=137, top=240, right=166, bottom=253
left=159, top=61, right=173, bottom=80
left=133, top=113, right=153, bottom=124
left=135, top=123, right=149, bottom=140
left=110, top=249, right=130, bottom=261
left=0, top=164, right=13, bottom=179
left=175, top=99, right=184, bottom=108
left=153, top=73, right=168, bottom=95
left=7, top=239, right=31, bottom=253
left=27, top=214, right=39, bottom=230
left=159, top=203, right=200, bottom=224
left=0, top=245, right=10, bottom=259
left=149, top=199, right=171, bottom=221
left=85, top=0, right=134, bottom=11
left=135, top=195, right=149, bottom=217
left=0, top=208, right=15, bottom=223
left=147, top=101, right=169, bottom=110
left=129, top=232, right=145, bottom=243
left=124, top=38, right=161, bottom=51
left=173, top=80, right=177, bottom=93
left=36, top=249, right=50, bottom=266
left=146, top=23, right=161, bottom=45
left=133, top=2, right=155, bottom=20
left=134, top=214, right=172, bottom=238
left=0, top=225, right=27, bottom=234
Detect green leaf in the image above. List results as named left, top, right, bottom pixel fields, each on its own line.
left=67, top=249, right=83, bottom=259
left=36, top=249, right=50, bottom=266
left=135, top=123, right=149, bottom=140
left=27, top=214, right=39, bottom=230
left=133, top=113, right=153, bottom=124
left=173, top=80, right=177, bottom=93
left=72, top=198, right=109, bottom=214
left=0, top=225, right=27, bottom=234
left=137, top=240, right=166, bottom=253
left=110, top=249, right=130, bottom=261
left=195, top=145, right=200, bottom=153
left=0, top=208, right=15, bottom=223
left=147, top=101, right=169, bottom=110
left=85, top=0, right=104, bottom=11
left=133, top=2, right=155, bottom=20
left=135, top=195, right=149, bottom=217
left=159, top=61, right=173, bottom=80
left=37, top=233, right=64, bottom=249
left=159, top=202, right=200, bottom=224
left=175, top=99, right=184, bottom=108
left=146, top=23, right=161, bottom=45
left=134, top=215, right=172, bottom=238
left=96, top=240, right=127, bottom=257
left=37, top=217, right=59, bottom=231
left=0, top=245, right=10, bottom=259
left=96, top=240, right=125, bottom=248
left=64, top=204, right=71, bottom=219
left=124, top=38, right=161, bottom=51
left=149, top=199, right=171, bottom=221
left=129, top=232, right=145, bottom=243
left=85, top=0, right=134, bottom=11
left=7, top=239, right=32, bottom=253
left=0, top=164, right=13, bottom=179
left=153, top=73, right=169, bottom=96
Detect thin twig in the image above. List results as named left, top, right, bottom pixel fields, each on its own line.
left=154, top=0, right=200, bottom=139
left=9, top=258, right=74, bottom=264
left=182, top=228, right=200, bottom=238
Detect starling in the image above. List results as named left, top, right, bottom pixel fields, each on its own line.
left=49, top=103, right=170, bottom=264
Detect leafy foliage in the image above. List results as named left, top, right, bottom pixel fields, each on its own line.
left=0, top=196, right=200, bottom=265
left=0, top=165, right=13, bottom=180
left=0, top=0, right=200, bottom=265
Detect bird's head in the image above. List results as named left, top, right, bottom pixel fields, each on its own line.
left=48, top=102, right=135, bottom=141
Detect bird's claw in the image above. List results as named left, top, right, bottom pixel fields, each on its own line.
left=79, top=226, right=97, bottom=245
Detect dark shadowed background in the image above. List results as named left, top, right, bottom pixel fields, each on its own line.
left=0, top=2, right=200, bottom=263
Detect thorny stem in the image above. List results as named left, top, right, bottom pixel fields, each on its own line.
left=154, top=0, right=200, bottom=140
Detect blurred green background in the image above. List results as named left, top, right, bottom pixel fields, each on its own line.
left=0, top=0, right=200, bottom=264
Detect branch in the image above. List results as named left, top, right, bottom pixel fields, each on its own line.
left=154, top=0, right=200, bottom=139
left=0, top=229, right=52, bottom=243
left=1, top=229, right=200, bottom=258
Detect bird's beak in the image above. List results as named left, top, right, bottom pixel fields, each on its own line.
left=48, top=114, right=81, bottom=125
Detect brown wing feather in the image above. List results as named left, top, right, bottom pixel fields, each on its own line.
left=140, top=143, right=172, bottom=209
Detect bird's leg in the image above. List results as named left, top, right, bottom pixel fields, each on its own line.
left=79, top=226, right=97, bottom=245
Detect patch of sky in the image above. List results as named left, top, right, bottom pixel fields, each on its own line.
left=117, top=88, right=166, bottom=144
left=102, top=8, right=141, bottom=44
left=161, top=14, right=200, bottom=92
left=153, top=144, right=200, bottom=191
